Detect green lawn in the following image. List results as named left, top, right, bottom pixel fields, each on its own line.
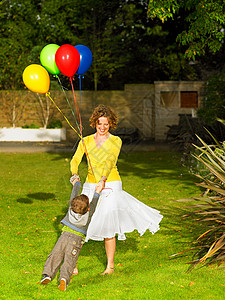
left=0, top=151, right=224, bottom=300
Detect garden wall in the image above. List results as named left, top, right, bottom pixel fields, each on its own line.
left=154, top=81, right=205, bottom=140
left=0, top=81, right=205, bottom=142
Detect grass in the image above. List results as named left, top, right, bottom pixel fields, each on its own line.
left=0, top=150, right=225, bottom=299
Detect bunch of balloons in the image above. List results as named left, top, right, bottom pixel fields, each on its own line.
left=22, top=43, right=93, bottom=94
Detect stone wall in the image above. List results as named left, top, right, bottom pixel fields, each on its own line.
left=0, top=81, right=205, bottom=142
left=154, top=81, right=205, bottom=141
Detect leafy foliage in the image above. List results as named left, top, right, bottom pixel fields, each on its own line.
left=0, top=0, right=200, bottom=91
left=148, top=0, right=225, bottom=60
left=197, top=70, right=225, bottom=124
left=174, top=134, right=225, bottom=271
left=166, top=115, right=225, bottom=152
left=0, top=0, right=40, bottom=89
left=38, top=0, right=128, bottom=90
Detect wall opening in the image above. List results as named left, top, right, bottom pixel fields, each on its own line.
left=160, top=91, right=178, bottom=107
left=180, top=91, right=198, bottom=108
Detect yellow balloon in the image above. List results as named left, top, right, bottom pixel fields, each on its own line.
left=22, top=64, right=50, bottom=94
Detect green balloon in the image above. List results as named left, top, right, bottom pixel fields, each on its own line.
left=40, top=44, right=60, bottom=75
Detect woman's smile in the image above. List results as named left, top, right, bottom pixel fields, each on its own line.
left=96, top=117, right=110, bottom=136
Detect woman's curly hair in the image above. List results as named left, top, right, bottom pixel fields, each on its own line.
left=89, top=104, right=118, bottom=130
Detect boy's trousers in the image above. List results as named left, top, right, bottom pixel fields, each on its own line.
left=42, top=231, right=83, bottom=284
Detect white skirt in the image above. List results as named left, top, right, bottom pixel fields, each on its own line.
left=82, top=181, right=163, bottom=242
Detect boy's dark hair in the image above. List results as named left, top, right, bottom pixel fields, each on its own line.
left=71, top=194, right=89, bottom=215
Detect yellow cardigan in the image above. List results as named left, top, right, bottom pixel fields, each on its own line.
left=70, top=134, right=122, bottom=183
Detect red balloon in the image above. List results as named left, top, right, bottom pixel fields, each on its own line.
left=55, top=44, right=80, bottom=77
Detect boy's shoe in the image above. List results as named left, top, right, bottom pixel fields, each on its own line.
left=58, top=278, right=67, bottom=291
left=41, top=275, right=51, bottom=285
left=72, top=266, right=79, bottom=275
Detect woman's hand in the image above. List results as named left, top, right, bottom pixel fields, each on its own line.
left=95, top=182, right=103, bottom=194
left=96, top=179, right=105, bottom=193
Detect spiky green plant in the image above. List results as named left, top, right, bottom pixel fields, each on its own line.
left=173, top=132, right=225, bottom=272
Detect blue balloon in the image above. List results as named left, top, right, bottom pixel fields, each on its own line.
left=75, top=45, right=93, bottom=75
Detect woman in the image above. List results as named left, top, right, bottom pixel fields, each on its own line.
left=70, top=104, right=163, bottom=275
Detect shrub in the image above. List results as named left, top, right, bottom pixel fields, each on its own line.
left=47, top=120, right=62, bottom=128
left=22, top=124, right=40, bottom=129
left=173, top=133, right=225, bottom=271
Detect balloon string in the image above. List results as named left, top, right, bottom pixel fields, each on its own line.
left=79, top=75, right=81, bottom=105
left=70, top=77, right=83, bottom=137
left=46, top=91, right=95, bottom=179
left=69, top=78, right=96, bottom=181
left=79, top=75, right=84, bottom=105
left=81, top=135, right=96, bottom=181
left=46, top=92, right=82, bottom=139
left=55, top=75, right=80, bottom=132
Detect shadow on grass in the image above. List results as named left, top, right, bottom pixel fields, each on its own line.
left=48, top=151, right=197, bottom=190
left=81, top=237, right=139, bottom=267
left=160, top=201, right=209, bottom=270
left=44, top=149, right=201, bottom=271
left=47, top=140, right=79, bottom=161
left=17, top=198, right=33, bottom=204
left=52, top=207, right=140, bottom=268
left=161, top=201, right=204, bottom=236
left=118, top=151, right=195, bottom=185
left=17, top=192, right=56, bottom=204
left=27, top=192, right=56, bottom=200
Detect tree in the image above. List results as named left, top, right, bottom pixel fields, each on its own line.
left=148, top=0, right=225, bottom=60
left=0, top=91, right=26, bottom=127
left=38, top=0, right=129, bottom=90
left=106, top=0, right=200, bottom=86
left=197, top=69, right=225, bottom=123
left=0, top=0, right=208, bottom=91
left=0, top=0, right=40, bottom=89
left=35, top=94, right=54, bottom=129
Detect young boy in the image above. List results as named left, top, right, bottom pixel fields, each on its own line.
left=41, top=179, right=102, bottom=291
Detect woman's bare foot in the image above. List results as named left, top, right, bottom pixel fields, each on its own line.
left=100, top=266, right=114, bottom=275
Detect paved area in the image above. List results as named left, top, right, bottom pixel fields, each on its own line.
left=0, top=141, right=75, bottom=153
left=0, top=140, right=172, bottom=153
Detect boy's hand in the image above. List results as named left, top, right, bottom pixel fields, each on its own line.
left=70, top=174, right=80, bottom=185
left=95, top=182, right=103, bottom=194
left=72, top=178, right=81, bottom=185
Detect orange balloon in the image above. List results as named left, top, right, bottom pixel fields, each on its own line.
left=23, top=64, right=50, bottom=94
